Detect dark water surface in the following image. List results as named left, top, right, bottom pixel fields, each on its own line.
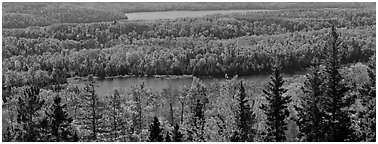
left=125, top=9, right=271, bottom=20
left=94, top=74, right=271, bottom=96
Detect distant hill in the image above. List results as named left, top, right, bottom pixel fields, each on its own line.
left=2, top=2, right=375, bottom=28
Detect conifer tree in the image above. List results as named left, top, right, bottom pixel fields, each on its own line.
left=73, top=131, right=80, bottom=142
left=15, top=86, right=45, bottom=142
left=172, top=124, right=183, bottom=142
left=295, top=66, right=326, bottom=141
left=260, top=63, right=291, bottom=142
left=186, top=78, right=208, bottom=141
left=165, top=131, right=172, bottom=142
left=322, top=27, right=354, bottom=141
left=45, top=95, right=77, bottom=142
left=148, top=117, right=164, bottom=142
left=230, top=81, right=256, bottom=142
left=38, top=118, right=51, bottom=141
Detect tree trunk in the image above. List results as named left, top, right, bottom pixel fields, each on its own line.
left=92, top=94, right=97, bottom=140
left=170, top=103, right=174, bottom=125
left=113, top=106, right=117, bottom=141
left=180, top=101, right=184, bottom=124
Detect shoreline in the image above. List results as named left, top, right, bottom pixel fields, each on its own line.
left=68, top=69, right=307, bottom=82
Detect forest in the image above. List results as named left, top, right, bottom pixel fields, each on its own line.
left=2, top=2, right=372, bottom=28
left=2, top=2, right=376, bottom=142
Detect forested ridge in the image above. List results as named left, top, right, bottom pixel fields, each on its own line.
left=2, top=8, right=375, bottom=84
left=2, top=2, right=373, bottom=28
left=2, top=3, right=376, bottom=142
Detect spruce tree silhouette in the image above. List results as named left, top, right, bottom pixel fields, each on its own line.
left=148, top=117, right=163, bottom=142
left=16, top=86, right=45, bottom=141
left=322, top=26, right=354, bottom=141
left=295, top=65, right=326, bottom=141
left=231, top=81, right=256, bottom=142
left=172, top=124, right=183, bottom=142
left=260, top=63, right=291, bottom=142
left=46, top=95, right=77, bottom=142
left=165, top=131, right=172, bottom=142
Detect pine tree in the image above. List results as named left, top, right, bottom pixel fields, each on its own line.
left=45, top=95, right=77, bottom=142
left=38, top=117, right=50, bottom=141
left=322, top=27, right=354, bottom=141
left=295, top=66, right=326, bottom=141
left=15, top=86, right=45, bottom=142
left=165, top=131, right=172, bottom=142
left=148, top=117, right=164, bottom=142
left=260, top=63, right=292, bottom=142
left=172, top=124, right=183, bottom=142
left=231, top=81, right=256, bottom=142
left=194, top=99, right=205, bottom=134
left=72, top=131, right=80, bottom=142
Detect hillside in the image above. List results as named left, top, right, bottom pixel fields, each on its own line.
left=2, top=2, right=375, bottom=28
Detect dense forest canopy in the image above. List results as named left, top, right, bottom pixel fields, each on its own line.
left=2, top=2, right=375, bottom=28
left=2, top=2, right=376, bottom=142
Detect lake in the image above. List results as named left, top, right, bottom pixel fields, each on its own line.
left=94, top=9, right=296, bottom=96
left=124, top=9, right=271, bottom=20
left=94, top=74, right=272, bottom=96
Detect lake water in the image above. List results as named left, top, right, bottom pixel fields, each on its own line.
left=125, top=9, right=270, bottom=20
left=94, top=74, right=271, bottom=96
left=95, top=9, right=293, bottom=96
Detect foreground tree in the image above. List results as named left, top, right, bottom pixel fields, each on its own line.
left=45, top=95, right=78, bottom=142
left=322, top=27, right=354, bottom=141
left=148, top=117, right=164, bottom=142
left=129, top=82, right=157, bottom=141
left=230, top=81, right=257, bottom=142
left=161, top=88, right=179, bottom=126
left=172, top=124, right=184, bottom=142
left=186, top=78, right=208, bottom=141
left=260, top=63, right=292, bottom=142
left=101, top=89, right=129, bottom=141
left=15, top=86, right=45, bottom=141
left=78, top=75, right=104, bottom=141
left=165, top=131, right=172, bottom=142
left=295, top=65, right=326, bottom=141
left=2, top=127, right=14, bottom=142
left=355, top=57, right=376, bottom=141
